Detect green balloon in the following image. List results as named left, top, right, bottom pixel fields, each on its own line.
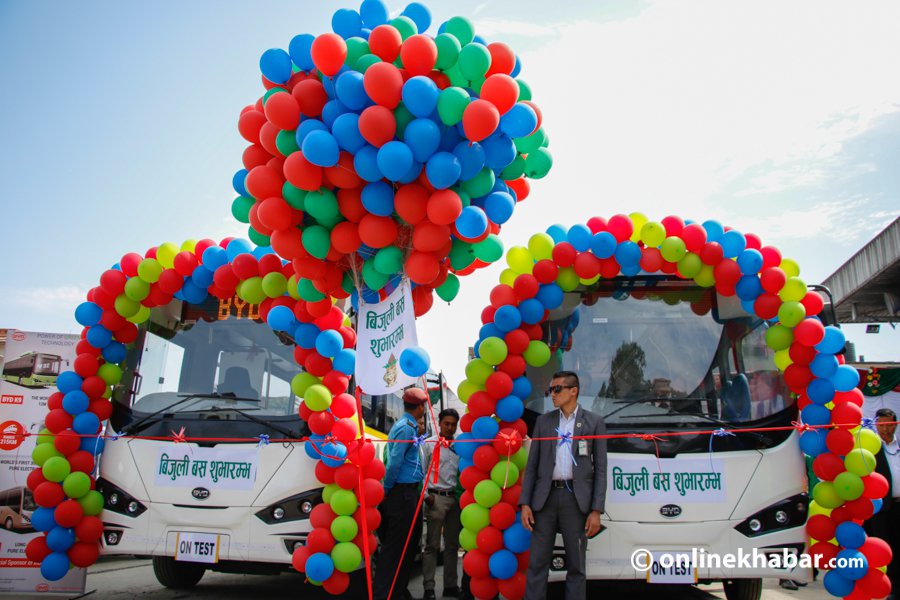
left=465, top=358, right=495, bottom=385
left=490, top=460, right=519, bottom=489
left=677, top=253, right=703, bottom=279
left=556, top=267, right=580, bottom=291
left=473, top=480, right=502, bottom=507
left=331, top=515, right=359, bottom=542
left=232, top=196, right=254, bottom=223
left=276, top=129, right=299, bottom=156
left=78, top=490, right=104, bottom=516
left=444, top=63, right=469, bottom=88
left=458, top=43, right=491, bottom=81
left=297, top=278, right=326, bottom=302
left=445, top=16, right=475, bottom=46
left=238, top=276, right=266, bottom=304
left=811, top=481, right=844, bottom=509
left=514, top=127, right=545, bottom=154
left=459, top=527, right=477, bottom=551
left=478, top=337, right=508, bottom=366
left=434, top=33, right=461, bottom=70
left=36, top=428, right=54, bottom=446
left=262, top=87, right=288, bottom=105
left=302, top=225, right=331, bottom=260
left=332, top=541, right=363, bottom=573
left=63, top=471, right=91, bottom=499
left=395, top=104, right=414, bottom=138
left=460, top=168, right=495, bottom=198
left=304, top=384, right=333, bottom=411
left=374, top=246, right=404, bottom=275
left=124, top=276, right=150, bottom=302
left=777, top=301, right=806, bottom=328
left=330, top=489, right=358, bottom=516
left=765, top=324, right=794, bottom=351
left=473, top=235, right=504, bottom=263
left=137, top=258, right=162, bottom=283
left=460, top=503, right=489, bottom=532
left=511, top=448, right=528, bottom=472
left=362, top=259, right=390, bottom=291
left=341, top=271, right=355, bottom=295
left=262, top=272, right=288, bottom=298
left=659, top=237, right=687, bottom=263
left=500, top=154, right=527, bottom=180
left=845, top=448, right=876, bottom=476
left=517, top=79, right=533, bottom=102
left=524, top=341, right=551, bottom=367
left=32, top=442, right=61, bottom=466
left=291, top=372, right=319, bottom=397
left=437, top=87, right=470, bottom=126
left=248, top=226, right=271, bottom=247
left=524, top=147, right=553, bottom=179
left=833, top=471, right=864, bottom=501
left=322, top=482, right=339, bottom=505
left=306, top=189, right=341, bottom=226
left=43, top=456, right=71, bottom=483
left=436, top=273, right=460, bottom=302
left=97, top=363, right=122, bottom=385
left=345, top=37, right=370, bottom=67
left=448, top=239, right=476, bottom=271
left=355, top=53, right=382, bottom=73
left=469, top=76, right=485, bottom=96
left=694, top=264, right=715, bottom=288
left=390, top=15, right=417, bottom=39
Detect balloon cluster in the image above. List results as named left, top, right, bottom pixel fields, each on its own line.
left=28, top=237, right=385, bottom=591
left=454, top=214, right=890, bottom=600
left=233, top=0, right=551, bottom=318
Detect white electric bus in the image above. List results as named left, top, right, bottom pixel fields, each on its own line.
left=98, top=294, right=410, bottom=589
left=523, top=277, right=818, bottom=600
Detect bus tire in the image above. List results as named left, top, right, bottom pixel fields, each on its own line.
left=152, top=556, right=205, bottom=589
left=722, top=578, right=762, bottom=600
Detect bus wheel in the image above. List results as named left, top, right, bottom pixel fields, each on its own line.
left=722, top=578, right=762, bottom=600
left=152, top=556, right=205, bottom=589
left=4, top=517, right=13, bottom=530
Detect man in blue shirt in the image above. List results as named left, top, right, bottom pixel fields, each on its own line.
left=374, top=387, right=429, bottom=600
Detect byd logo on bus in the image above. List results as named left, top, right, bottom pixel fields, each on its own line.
left=0, top=421, right=25, bottom=451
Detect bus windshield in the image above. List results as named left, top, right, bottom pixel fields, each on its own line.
left=34, top=354, right=62, bottom=376
left=524, top=278, right=795, bottom=439
left=111, top=296, right=306, bottom=441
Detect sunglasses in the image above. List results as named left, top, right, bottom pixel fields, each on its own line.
left=545, top=384, right=575, bottom=396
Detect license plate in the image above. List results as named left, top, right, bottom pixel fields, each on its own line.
left=644, top=550, right=697, bottom=584
left=174, top=532, right=220, bottom=564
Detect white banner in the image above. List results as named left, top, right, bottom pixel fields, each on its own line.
left=155, top=447, right=258, bottom=490
left=0, top=329, right=86, bottom=594
left=608, top=456, right=726, bottom=504
left=355, top=280, right=418, bottom=395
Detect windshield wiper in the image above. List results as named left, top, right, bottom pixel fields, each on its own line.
left=120, top=393, right=257, bottom=436
left=603, top=397, right=706, bottom=420
left=197, top=405, right=298, bottom=439
left=670, top=412, right=772, bottom=445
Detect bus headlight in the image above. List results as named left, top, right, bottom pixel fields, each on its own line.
left=272, top=507, right=285, bottom=520
left=748, top=519, right=762, bottom=533
left=96, top=478, right=147, bottom=518
left=735, top=493, right=808, bottom=537
left=300, top=501, right=314, bottom=514
left=256, top=489, right=323, bottom=525
left=775, top=510, right=788, bottom=525
left=108, top=493, right=119, bottom=506
left=127, top=501, right=140, bottom=514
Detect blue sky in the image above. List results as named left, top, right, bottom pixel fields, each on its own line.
left=1, top=0, right=898, bottom=387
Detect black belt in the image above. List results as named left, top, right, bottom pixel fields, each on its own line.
left=429, top=488, right=455, bottom=497
left=393, top=482, right=419, bottom=488
left=551, top=480, right=573, bottom=489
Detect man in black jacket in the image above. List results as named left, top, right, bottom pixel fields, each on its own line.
left=870, top=408, right=899, bottom=598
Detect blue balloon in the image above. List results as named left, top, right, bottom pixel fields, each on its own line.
left=306, top=552, right=336, bottom=582
left=333, top=349, right=356, bottom=376
left=565, top=224, right=592, bottom=252
left=75, top=302, right=102, bottom=327
left=511, top=376, right=532, bottom=400
left=500, top=103, right=538, bottom=138
left=180, top=279, right=208, bottom=304
left=203, top=245, right=228, bottom=270
left=484, top=192, right=515, bottom=225
left=807, top=378, right=835, bottom=404
left=801, top=404, right=831, bottom=426
left=401, top=2, right=432, bottom=32
left=315, top=329, right=344, bottom=358
left=503, top=522, right=531, bottom=553
left=735, top=275, right=763, bottom=301
left=63, top=390, right=89, bottom=415
left=835, top=549, right=867, bottom=580
left=31, top=507, right=56, bottom=532
left=835, top=521, right=866, bottom=549
left=872, top=498, right=883, bottom=513
left=73, top=411, right=101, bottom=436
left=86, top=325, right=112, bottom=349
left=477, top=324, right=503, bottom=346
left=294, top=323, right=321, bottom=349
left=400, top=346, right=431, bottom=377
left=320, top=441, right=348, bottom=468
left=402, top=76, right=440, bottom=118
left=398, top=160, right=423, bottom=184
left=267, top=305, right=296, bottom=332
left=321, top=98, right=349, bottom=129
left=334, top=70, right=367, bottom=110
left=519, top=298, right=544, bottom=324
left=47, top=526, right=76, bottom=552
left=40, top=552, right=71, bottom=582
left=259, top=48, right=292, bottom=84
left=80, top=435, right=104, bottom=454
left=332, top=8, right=363, bottom=38
left=798, top=429, right=827, bottom=457
left=511, top=55, right=522, bottom=78
left=615, top=241, right=642, bottom=267
left=496, top=395, right=524, bottom=422
left=536, top=284, right=564, bottom=310
left=810, top=354, right=839, bottom=378
left=719, top=230, right=746, bottom=259
left=361, top=181, right=395, bottom=216
left=736, top=249, right=763, bottom=274
left=331, top=113, right=366, bottom=153
left=822, top=570, right=854, bottom=596
left=305, top=435, right=325, bottom=459
left=481, top=133, right=516, bottom=170
left=232, top=169, right=248, bottom=197
left=830, top=365, right=860, bottom=392
left=702, top=220, right=724, bottom=244
left=439, top=123, right=463, bottom=152
left=494, top=305, right=522, bottom=332
left=453, top=432, right=477, bottom=459
left=590, top=232, right=617, bottom=259
left=288, top=34, right=315, bottom=71
left=360, top=0, right=389, bottom=28
left=302, top=130, right=340, bottom=167
left=225, top=239, right=253, bottom=261
left=546, top=224, right=568, bottom=244
left=453, top=141, right=486, bottom=181
left=489, top=549, right=518, bottom=579
left=377, top=141, right=414, bottom=181
left=456, top=206, right=488, bottom=238
left=403, top=118, right=441, bottom=163
left=816, top=326, right=846, bottom=355
left=458, top=456, right=474, bottom=472
left=354, top=145, right=384, bottom=182
left=426, top=151, right=462, bottom=189
left=472, top=416, right=500, bottom=441
left=57, top=371, right=83, bottom=394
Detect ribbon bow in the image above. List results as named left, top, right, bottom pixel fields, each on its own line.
left=412, top=433, right=428, bottom=478
left=633, top=433, right=664, bottom=474
left=861, top=417, right=875, bottom=429
left=171, top=427, right=187, bottom=444
left=257, top=434, right=270, bottom=448
left=432, top=436, right=452, bottom=485
left=791, top=420, right=811, bottom=433
left=555, top=427, right=578, bottom=469
left=709, top=428, right=736, bottom=472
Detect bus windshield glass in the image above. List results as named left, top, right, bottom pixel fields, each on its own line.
left=34, top=354, right=62, bottom=376
left=524, top=278, right=794, bottom=430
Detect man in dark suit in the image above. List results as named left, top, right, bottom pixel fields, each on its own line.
left=870, top=408, right=899, bottom=599
left=519, top=370, right=607, bottom=600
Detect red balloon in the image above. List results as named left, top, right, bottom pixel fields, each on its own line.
left=497, top=572, right=526, bottom=600
left=505, top=177, right=530, bottom=201
left=406, top=251, right=441, bottom=285
left=323, top=570, right=350, bottom=595
left=485, top=371, right=514, bottom=400
left=862, top=471, right=889, bottom=499
left=793, top=318, right=825, bottom=347
left=825, top=428, right=855, bottom=455
left=400, top=35, right=437, bottom=76
left=413, top=222, right=451, bottom=253
left=310, top=33, right=347, bottom=77
left=486, top=42, right=516, bottom=76
left=330, top=393, right=357, bottom=419
left=680, top=223, right=707, bottom=252
left=532, top=259, right=558, bottom=284
left=783, top=364, right=813, bottom=393
left=25, top=537, right=51, bottom=562
left=713, top=258, right=742, bottom=286
left=806, top=514, right=836, bottom=541
left=492, top=428, right=523, bottom=456
left=460, top=465, right=489, bottom=490
left=44, top=409, right=73, bottom=434
left=363, top=62, right=404, bottom=109
left=358, top=215, right=399, bottom=248
left=460, top=489, right=475, bottom=509
left=462, top=99, right=500, bottom=142
left=858, top=536, right=892, bottom=568
left=309, top=503, right=336, bottom=529
left=347, top=438, right=376, bottom=467
left=473, top=445, right=500, bottom=471
left=53, top=430, right=82, bottom=456
left=789, top=342, right=817, bottom=366
left=812, top=452, right=845, bottom=482
left=34, top=481, right=65, bottom=508
left=607, top=214, right=634, bottom=243
left=466, top=392, right=496, bottom=419
left=831, top=402, right=862, bottom=429
left=26, top=467, right=47, bottom=492
left=119, top=252, right=142, bottom=277
left=238, top=108, right=267, bottom=144
left=845, top=497, right=874, bottom=520
left=395, top=184, right=429, bottom=225
left=332, top=418, right=359, bottom=444
left=497, top=354, right=526, bottom=379
left=292, top=545, right=311, bottom=572
left=489, top=284, right=518, bottom=308
left=489, top=501, right=517, bottom=530
left=573, top=253, right=600, bottom=279
left=512, top=274, right=539, bottom=300
left=480, top=74, right=519, bottom=115
left=470, top=576, right=499, bottom=600
left=359, top=105, right=397, bottom=147
left=759, top=267, right=786, bottom=293
left=857, top=568, right=891, bottom=598
left=700, top=242, right=724, bottom=266
left=368, top=25, right=403, bottom=62
left=427, top=189, right=463, bottom=225
left=835, top=388, right=864, bottom=406
left=475, top=526, right=504, bottom=555
left=263, top=92, right=301, bottom=130
left=283, top=151, right=323, bottom=191
left=361, top=477, right=384, bottom=505
left=759, top=246, right=782, bottom=269
left=412, top=285, right=435, bottom=317
left=809, top=541, right=839, bottom=568
left=75, top=515, right=104, bottom=542
left=68, top=450, right=95, bottom=475
left=68, top=541, right=100, bottom=568
left=362, top=458, right=385, bottom=481
left=639, top=247, right=663, bottom=273
left=306, top=527, right=335, bottom=554
left=551, top=242, right=577, bottom=267
left=55, top=499, right=84, bottom=528
left=308, top=410, right=335, bottom=435
left=292, top=79, right=329, bottom=117
left=463, top=549, right=491, bottom=579
left=334, top=463, right=359, bottom=490
left=800, top=291, right=825, bottom=316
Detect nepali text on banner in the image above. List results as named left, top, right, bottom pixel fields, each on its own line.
left=355, top=279, right=419, bottom=395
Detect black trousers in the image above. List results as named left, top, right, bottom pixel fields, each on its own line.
left=374, top=484, right=423, bottom=600
left=867, top=499, right=899, bottom=594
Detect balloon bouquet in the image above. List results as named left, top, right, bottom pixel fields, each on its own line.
left=454, top=214, right=892, bottom=600
left=25, top=0, right=553, bottom=594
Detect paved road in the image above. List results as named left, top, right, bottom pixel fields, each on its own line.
left=18, top=557, right=826, bottom=600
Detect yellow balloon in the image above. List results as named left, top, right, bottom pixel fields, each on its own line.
left=779, top=277, right=807, bottom=302
left=457, top=379, right=481, bottom=403
left=499, top=268, right=518, bottom=287
left=556, top=267, right=580, bottom=291
left=781, top=258, right=800, bottom=278
left=640, top=222, right=666, bottom=248
left=287, top=275, right=301, bottom=300
left=629, top=212, right=648, bottom=242
left=579, top=275, right=600, bottom=286
left=180, top=239, right=198, bottom=252
left=808, top=500, right=832, bottom=517
left=506, top=246, right=534, bottom=274
left=773, top=349, right=793, bottom=372
left=694, top=264, right=716, bottom=288
left=854, top=428, right=882, bottom=454
left=527, top=233, right=555, bottom=261
left=156, top=242, right=179, bottom=269
left=127, top=304, right=151, bottom=324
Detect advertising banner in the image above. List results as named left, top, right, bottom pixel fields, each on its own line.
left=0, top=330, right=86, bottom=594
left=355, top=280, right=419, bottom=395
left=608, top=456, right=726, bottom=504
left=155, top=447, right=258, bottom=491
